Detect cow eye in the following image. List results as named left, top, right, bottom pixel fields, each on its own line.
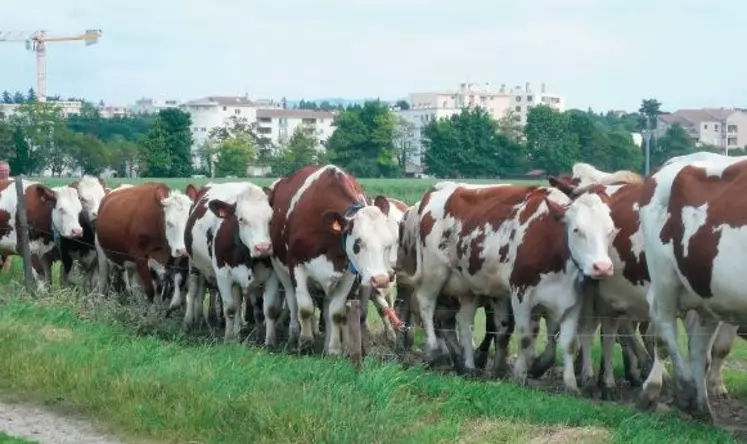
left=572, top=227, right=579, bottom=233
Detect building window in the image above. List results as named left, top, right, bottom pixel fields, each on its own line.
left=515, top=106, right=521, bottom=112
left=728, top=137, right=738, bottom=146
left=222, top=106, right=227, bottom=111
left=235, top=109, right=241, bottom=115
left=704, top=124, right=708, bottom=129
left=714, top=124, right=719, bottom=131
left=515, top=96, right=522, bottom=102
left=527, top=95, right=533, bottom=102
left=728, top=124, right=738, bottom=133
left=442, top=101, right=447, bottom=108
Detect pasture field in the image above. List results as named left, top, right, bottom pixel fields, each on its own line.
left=0, top=175, right=746, bottom=442
left=0, top=433, right=35, bottom=444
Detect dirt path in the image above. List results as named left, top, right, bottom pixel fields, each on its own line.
left=0, top=401, right=123, bottom=444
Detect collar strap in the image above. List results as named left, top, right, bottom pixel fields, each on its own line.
left=341, top=203, right=366, bottom=275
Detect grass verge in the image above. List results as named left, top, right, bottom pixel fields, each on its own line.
left=0, top=292, right=737, bottom=444
left=0, top=433, right=36, bottom=444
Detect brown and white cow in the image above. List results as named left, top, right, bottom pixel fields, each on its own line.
left=95, top=182, right=196, bottom=302
left=405, top=180, right=618, bottom=393
left=181, top=181, right=278, bottom=343
left=0, top=179, right=84, bottom=285
left=268, top=165, right=399, bottom=354
left=638, top=153, right=747, bottom=422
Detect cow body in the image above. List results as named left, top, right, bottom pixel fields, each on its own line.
left=95, top=183, right=193, bottom=301
left=639, top=154, right=747, bottom=421
left=0, top=179, right=83, bottom=284
left=406, top=181, right=617, bottom=392
left=269, top=165, right=397, bottom=354
left=182, top=182, right=278, bottom=342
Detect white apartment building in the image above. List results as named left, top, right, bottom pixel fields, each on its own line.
left=399, top=82, right=566, bottom=166
left=98, top=105, right=132, bottom=119
left=657, top=108, right=747, bottom=152
left=132, top=97, right=182, bottom=115
left=0, top=100, right=82, bottom=119
left=180, top=96, right=259, bottom=149
left=255, top=108, right=336, bottom=148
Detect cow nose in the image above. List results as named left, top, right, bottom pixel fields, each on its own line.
left=254, top=241, right=272, bottom=256
left=370, top=274, right=390, bottom=289
left=71, top=227, right=83, bottom=237
left=592, top=261, right=614, bottom=277
left=176, top=248, right=188, bottom=257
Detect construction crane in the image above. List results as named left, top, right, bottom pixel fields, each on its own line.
left=0, top=29, right=102, bottom=102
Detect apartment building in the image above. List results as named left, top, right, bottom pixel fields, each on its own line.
left=509, top=83, right=565, bottom=124
left=132, top=97, right=182, bottom=115
left=98, top=105, right=132, bottom=119
left=255, top=108, right=336, bottom=148
left=180, top=95, right=259, bottom=148
left=0, top=100, right=83, bottom=119
left=657, top=108, right=747, bottom=152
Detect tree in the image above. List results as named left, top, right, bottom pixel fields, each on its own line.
left=1, top=91, right=12, bottom=104
left=326, top=100, right=398, bottom=177
left=108, top=136, right=140, bottom=178
left=12, top=91, right=25, bottom=104
left=638, top=98, right=662, bottom=131
left=0, top=121, right=13, bottom=162
left=214, top=133, right=255, bottom=177
left=424, top=107, right=526, bottom=178
left=26, top=88, right=37, bottom=103
left=139, top=121, right=171, bottom=177
left=497, top=108, right=524, bottom=142
left=392, top=115, right=416, bottom=172
left=7, top=101, right=67, bottom=174
left=395, top=99, right=410, bottom=110
left=524, top=105, right=579, bottom=175
left=61, top=131, right=111, bottom=175
left=196, top=140, right=220, bottom=177
left=157, top=108, right=193, bottom=177
left=650, top=123, right=695, bottom=168
left=9, top=126, right=31, bottom=174
left=606, top=130, right=643, bottom=172
left=270, top=125, right=322, bottom=176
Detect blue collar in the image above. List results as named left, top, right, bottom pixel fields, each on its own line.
left=565, top=228, right=586, bottom=284
left=53, top=226, right=61, bottom=244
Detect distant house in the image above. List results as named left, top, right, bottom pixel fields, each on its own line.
left=657, top=108, right=747, bottom=153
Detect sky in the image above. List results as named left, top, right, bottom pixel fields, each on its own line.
left=1, top=0, right=744, bottom=112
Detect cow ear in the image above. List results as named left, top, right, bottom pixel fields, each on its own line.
left=373, top=195, right=390, bottom=216
left=37, top=185, right=57, bottom=204
left=544, top=197, right=566, bottom=221
left=155, top=186, right=169, bottom=204
left=208, top=200, right=236, bottom=219
left=322, top=210, right=346, bottom=234
left=185, top=184, right=198, bottom=202
left=548, top=176, right=576, bottom=197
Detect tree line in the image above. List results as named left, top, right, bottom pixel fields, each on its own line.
left=0, top=92, right=716, bottom=179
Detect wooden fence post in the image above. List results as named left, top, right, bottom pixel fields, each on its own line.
left=346, top=299, right=362, bottom=370
left=14, top=176, right=35, bottom=295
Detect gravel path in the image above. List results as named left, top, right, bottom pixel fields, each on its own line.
left=0, top=401, right=123, bottom=444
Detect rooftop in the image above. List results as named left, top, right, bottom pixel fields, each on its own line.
left=182, top=96, right=256, bottom=107
left=256, top=109, right=335, bottom=119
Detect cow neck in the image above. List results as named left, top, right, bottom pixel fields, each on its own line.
left=563, top=225, right=585, bottom=284
left=341, top=202, right=365, bottom=275
left=232, top=221, right=250, bottom=259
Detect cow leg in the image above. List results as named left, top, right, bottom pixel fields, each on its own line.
left=216, top=278, right=242, bottom=342
left=59, top=250, right=74, bottom=288
left=291, top=266, right=316, bottom=351
left=134, top=260, right=156, bottom=303
left=324, top=274, right=356, bottom=356
left=358, top=286, right=373, bottom=348
left=489, top=298, right=514, bottom=379
left=706, top=322, right=738, bottom=399
left=263, top=272, right=283, bottom=348
left=617, top=321, right=645, bottom=387
left=684, top=315, right=720, bottom=422
left=455, top=294, right=478, bottom=377
left=598, top=316, right=620, bottom=400
left=394, top=282, right=416, bottom=350
left=474, top=301, right=494, bottom=370
left=183, top=269, right=204, bottom=330
left=511, top=296, right=537, bottom=387
left=94, top=235, right=109, bottom=295
left=274, top=266, right=300, bottom=346
left=530, top=314, right=558, bottom=379
left=415, top=277, right=448, bottom=364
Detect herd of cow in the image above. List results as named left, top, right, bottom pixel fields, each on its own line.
left=1, top=151, right=747, bottom=424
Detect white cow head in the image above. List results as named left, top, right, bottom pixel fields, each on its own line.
left=545, top=189, right=618, bottom=280
left=324, top=195, right=398, bottom=289
left=76, top=175, right=106, bottom=222
left=156, top=187, right=193, bottom=258
left=48, top=186, right=84, bottom=238
left=208, top=185, right=273, bottom=258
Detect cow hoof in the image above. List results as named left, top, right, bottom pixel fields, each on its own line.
left=565, top=386, right=582, bottom=397
left=528, top=356, right=555, bottom=379
left=599, top=385, right=613, bottom=401
left=636, top=393, right=658, bottom=412
left=425, top=347, right=450, bottom=366
left=474, top=350, right=488, bottom=370
left=461, top=367, right=480, bottom=379
left=492, top=363, right=511, bottom=380
left=298, top=339, right=315, bottom=356
left=710, top=386, right=730, bottom=400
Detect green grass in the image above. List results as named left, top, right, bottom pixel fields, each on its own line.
left=0, top=261, right=743, bottom=444
left=0, top=433, right=37, bottom=444
left=29, top=176, right=544, bottom=206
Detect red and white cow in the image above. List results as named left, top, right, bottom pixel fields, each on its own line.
left=95, top=183, right=196, bottom=302
left=0, top=179, right=83, bottom=285
left=638, top=153, right=747, bottom=421
left=268, top=165, right=398, bottom=355
left=405, top=180, right=618, bottom=393
left=181, top=182, right=278, bottom=343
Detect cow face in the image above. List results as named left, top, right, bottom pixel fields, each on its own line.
left=48, top=186, right=84, bottom=238
left=546, top=192, right=618, bottom=279
left=158, top=189, right=193, bottom=258
left=76, top=176, right=106, bottom=221
left=325, top=197, right=398, bottom=289
left=208, top=186, right=273, bottom=258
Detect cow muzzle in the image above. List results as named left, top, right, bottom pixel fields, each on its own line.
left=70, top=227, right=83, bottom=238
left=253, top=241, right=273, bottom=257
left=589, top=261, right=614, bottom=279
left=370, top=274, right=390, bottom=289
left=174, top=247, right=188, bottom=258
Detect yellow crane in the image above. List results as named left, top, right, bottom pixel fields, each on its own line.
left=0, top=29, right=102, bottom=102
